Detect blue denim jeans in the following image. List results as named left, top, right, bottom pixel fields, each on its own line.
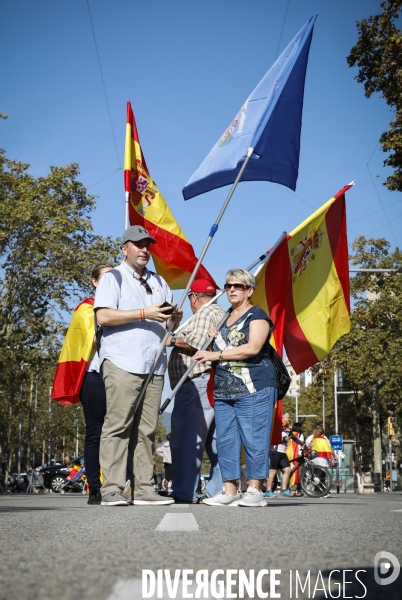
left=170, top=374, right=223, bottom=501
left=214, top=386, right=278, bottom=481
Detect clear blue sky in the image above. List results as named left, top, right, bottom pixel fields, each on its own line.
left=1, top=1, right=400, bottom=404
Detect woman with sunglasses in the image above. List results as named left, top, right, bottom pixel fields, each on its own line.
left=193, top=269, right=278, bottom=507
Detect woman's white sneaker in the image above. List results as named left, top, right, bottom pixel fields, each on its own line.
left=238, top=486, right=267, bottom=507
left=202, top=489, right=242, bottom=506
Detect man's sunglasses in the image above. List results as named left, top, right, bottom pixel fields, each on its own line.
left=224, top=283, right=249, bottom=291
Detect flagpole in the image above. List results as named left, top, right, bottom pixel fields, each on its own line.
left=159, top=231, right=288, bottom=414
left=135, top=147, right=255, bottom=406
left=125, top=192, right=130, bottom=230
left=172, top=232, right=287, bottom=337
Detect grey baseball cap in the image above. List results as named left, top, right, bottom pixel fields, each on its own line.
left=122, top=225, right=156, bottom=245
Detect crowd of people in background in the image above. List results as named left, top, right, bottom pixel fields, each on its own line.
left=51, top=225, right=338, bottom=508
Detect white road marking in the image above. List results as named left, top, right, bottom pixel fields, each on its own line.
left=156, top=512, right=199, bottom=531
left=169, top=504, right=189, bottom=508
left=390, top=509, right=402, bottom=512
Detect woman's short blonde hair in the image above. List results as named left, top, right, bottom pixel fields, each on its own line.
left=225, top=269, right=256, bottom=290
left=313, top=425, right=325, bottom=437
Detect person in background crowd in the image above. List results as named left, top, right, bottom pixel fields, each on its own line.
left=265, top=411, right=294, bottom=498
left=155, top=434, right=173, bottom=491
left=79, top=263, right=113, bottom=505
left=167, top=278, right=225, bottom=504
left=52, top=263, right=113, bottom=505
left=95, top=225, right=183, bottom=506
left=286, top=422, right=304, bottom=496
left=193, top=269, right=278, bottom=508
left=305, top=425, right=336, bottom=498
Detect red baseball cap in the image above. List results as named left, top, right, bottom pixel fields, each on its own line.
left=189, top=279, right=217, bottom=294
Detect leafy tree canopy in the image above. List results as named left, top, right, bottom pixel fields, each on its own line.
left=347, top=0, right=402, bottom=191
left=0, top=145, right=120, bottom=470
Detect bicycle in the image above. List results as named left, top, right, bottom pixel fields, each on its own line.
left=288, top=442, right=333, bottom=498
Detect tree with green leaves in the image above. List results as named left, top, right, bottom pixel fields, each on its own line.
left=347, top=0, right=402, bottom=191
left=0, top=145, right=120, bottom=476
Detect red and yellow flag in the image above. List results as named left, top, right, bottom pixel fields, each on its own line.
left=283, top=185, right=351, bottom=373
left=51, top=298, right=95, bottom=405
left=124, top=102, right=217, bottom=290
left=252, top=235, right=289, bottom=444
left=286, top=432, right=302, bottom=485
left=311, top=436, right=333, bottom=459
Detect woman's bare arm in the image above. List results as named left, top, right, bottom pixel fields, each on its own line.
left=193, top=320, right=270, bottom=363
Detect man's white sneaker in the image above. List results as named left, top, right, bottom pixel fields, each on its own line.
left=202, top=489, right=241, bottom=506
left=238, top=486, right=267, bottom=507
left=122, top=479, right=131, bottom=500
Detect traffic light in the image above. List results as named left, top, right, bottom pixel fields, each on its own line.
left=387, top=416, right=397, bottom=436
left=337, top=370, right=344, bottom=388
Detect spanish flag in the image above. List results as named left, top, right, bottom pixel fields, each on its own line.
left=283, top=184, right=351, bottom=373
left=124, top=102, right=217, bottom=290
left=252, top=234, right=289, bottom=355
left=286, top=432, right=303, bottom=486
left=252, top=235, right=289, bottom=444
left=311, top=435, right=333, bottom=459
left=51, top=298, right=95, bottom=405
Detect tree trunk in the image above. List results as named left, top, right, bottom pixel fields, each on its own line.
left=371, top=385, right=382, bottom=474
left=354, top=391, right=362, bottom=493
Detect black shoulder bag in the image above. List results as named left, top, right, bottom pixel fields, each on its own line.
left=267, top=318, right=291, bottom=400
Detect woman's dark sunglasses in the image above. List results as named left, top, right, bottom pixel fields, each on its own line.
left=224, top=283, right=249, bottom=291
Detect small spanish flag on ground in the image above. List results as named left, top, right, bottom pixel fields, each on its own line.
left=51, top=298, right=95, bottom=405
left=124, top=102, right=217, bottom=290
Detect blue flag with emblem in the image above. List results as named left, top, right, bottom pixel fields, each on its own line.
left=182, top=14, right=317, bottom=200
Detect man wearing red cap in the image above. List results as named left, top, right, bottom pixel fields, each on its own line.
left=167, top=279, right=225, bottom=503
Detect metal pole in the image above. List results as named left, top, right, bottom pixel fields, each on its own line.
left=133, top=148, right=258, bottom=405
left=173, top=290, right=225, bottom=337
left=32, top=368, right=38, bottom=469
left=295, top=391, right=299, bottom=422
left=17, top=363, right=24, bottom=489
left=48, top=387, right=52, bottom=465
left=322, top=380, right=325, bottom=431
left=17, top=362, right=30, bottom=489
left=158, top=233, right=288, bottom=414
left=334, top=371, right=338, bottom=435
left=389, top=438, right=393, bottom=494
left=75, top=408, right=79, bottom=456
left=334, top=371, right=339, bottom=493
left=125, top=191, right=130, bottom=230
left=172, top=240, right=284, bottom=338
left=349, top=268, right=401, bottom=273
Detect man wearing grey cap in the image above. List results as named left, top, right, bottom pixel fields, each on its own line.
left=95, top=225, right=183, bottom=506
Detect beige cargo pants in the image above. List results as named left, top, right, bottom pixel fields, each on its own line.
left=100, top=359, right=163, bottom=497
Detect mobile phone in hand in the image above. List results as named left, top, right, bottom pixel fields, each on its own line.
left=159, top=301, right=175, bottom=315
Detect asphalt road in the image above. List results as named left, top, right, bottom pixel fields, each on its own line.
left=0, top=492, right=401, bottom=600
